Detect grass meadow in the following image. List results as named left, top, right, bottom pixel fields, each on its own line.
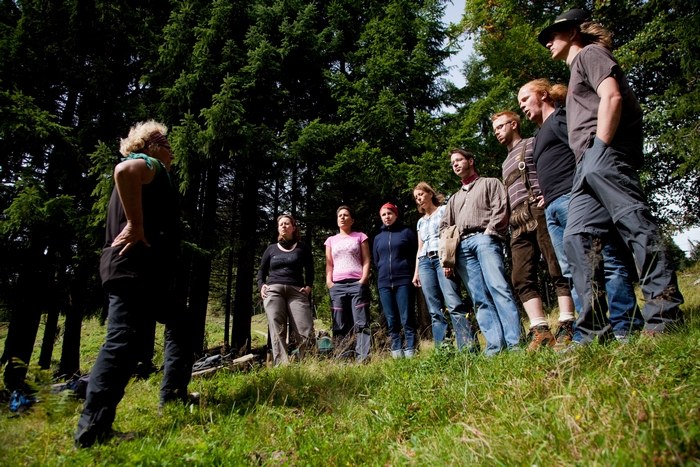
left=1, top=264, right=699, bottom=465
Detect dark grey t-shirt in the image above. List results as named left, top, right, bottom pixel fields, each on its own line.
left=566, top=44, right=643, bottom=162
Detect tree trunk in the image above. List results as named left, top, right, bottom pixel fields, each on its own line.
left=57, top=298, right=83, bottom=378
left=231, top=173, right=257, bottom=354
left=189, top=164, right=220, bottom=354
left=38, top=302, right=59, bottom=369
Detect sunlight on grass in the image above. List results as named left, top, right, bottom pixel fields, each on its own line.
left=0, top=264, right=699, bottom=464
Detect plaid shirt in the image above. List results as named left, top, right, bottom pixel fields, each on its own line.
left=416, top=205, right=445, bottom=257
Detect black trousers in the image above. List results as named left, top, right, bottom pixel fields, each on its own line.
left=75, top=280, right=193, bottom=447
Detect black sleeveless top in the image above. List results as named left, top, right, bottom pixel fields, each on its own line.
left=99, top=154, right=179, bottom=286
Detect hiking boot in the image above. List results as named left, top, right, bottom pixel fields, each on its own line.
left=526, top=325, right=556, bottom=351
left=554, top=320, right=575, bottom=346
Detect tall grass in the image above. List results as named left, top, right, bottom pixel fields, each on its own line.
left=1, top=264, right=699, bottom=465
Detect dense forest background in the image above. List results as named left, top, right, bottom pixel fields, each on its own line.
left=1, top=0, right=698, bottom=377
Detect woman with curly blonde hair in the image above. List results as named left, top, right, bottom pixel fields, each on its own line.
left=75, top=120, right=194, bottom=448
left=119, top=120, right=169, bottom=157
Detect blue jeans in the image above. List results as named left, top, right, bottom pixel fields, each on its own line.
left=546, top=193, right=643, bottom=339
left=378, top=285, right=416, bottom=351
left=417, top=256, right=477, bottom=350
left=454, top=234, right=521, bottom=355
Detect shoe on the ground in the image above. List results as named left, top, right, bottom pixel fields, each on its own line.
left=526, top=325, right=556, bottom=351
left=404, top=349, right=415, bottom=359
left=557, top=340, right=584, bottom=355
left=457, top=340, right=481, bottom=354
left=108, top=430, right=137, bottom=444
left=75, top=428, right=137, bottom=448
left=187, top=392, right=201, bottom=405
left=614, top=332, right=631, bottom=344
left=555, top=320, right=575, bottom=346
left=390, top=349, right=404, bottom=359
left=159, top=391, right=201, bottom=414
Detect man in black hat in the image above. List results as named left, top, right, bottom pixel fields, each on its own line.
left=537, top=9, right=684, bottom=344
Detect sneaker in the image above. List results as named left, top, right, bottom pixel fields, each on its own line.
left=526, top=325, right=556, bottom=351
left=614, top=333, right=630, bottom=344
left=187, top=392, right=201, bottom=405
left=390, top=349, right=404, bottom=359
left=404, top=349, right=415, bottom=359
left=555, top=320, right=575, bottom=346
left=557, top=340, right=584, bottom=355
left=159, top=391, right=201, bottom=413
left=460, top=341, right=481, bottom=354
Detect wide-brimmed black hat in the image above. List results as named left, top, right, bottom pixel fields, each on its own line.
left=537, top=8, right=590, bottom=46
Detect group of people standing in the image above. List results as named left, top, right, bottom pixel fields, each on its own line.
left=256, top=8, right=685, bottom=364
left=436, top=8, right=684, bottom=353
left=64, top=7, right=684, bottom=449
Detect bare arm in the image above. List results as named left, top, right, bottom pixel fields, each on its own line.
left=112, top=158, right=157, bottom=254
left=596, top=76, right=623, bottom=145
left=325, top=245, right=334, bottom=289
left=413, top=235, right=423, bottom=287
left=359, top=240, right=371, bottom=285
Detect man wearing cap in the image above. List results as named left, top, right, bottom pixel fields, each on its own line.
left=492, top=111, right=574, bottom=350
left=537, top=9, right=684, bottom=343
left=439, top=149, right=522, bottom=355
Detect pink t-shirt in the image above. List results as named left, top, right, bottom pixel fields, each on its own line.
left=324, top=231, right=368, bottom=282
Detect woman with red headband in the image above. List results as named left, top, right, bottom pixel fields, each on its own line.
left=372, top=202, right=418, bottom=358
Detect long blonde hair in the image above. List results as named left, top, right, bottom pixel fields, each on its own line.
left=522, top=79, right=568, bottom=107
left=413, top=182, right=444, bottom=214
left=578, top=21, right=613, bottom=50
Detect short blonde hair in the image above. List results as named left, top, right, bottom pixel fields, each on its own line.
left=491, top=110, right=521, bottom=127
left=119, top=120, right=168, bottom=156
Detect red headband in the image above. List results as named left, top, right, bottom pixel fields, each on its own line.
left=380, top=202, right=398, bottom=216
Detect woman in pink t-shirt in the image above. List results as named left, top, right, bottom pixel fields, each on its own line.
left=324, top=205, right=371, bottom=362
